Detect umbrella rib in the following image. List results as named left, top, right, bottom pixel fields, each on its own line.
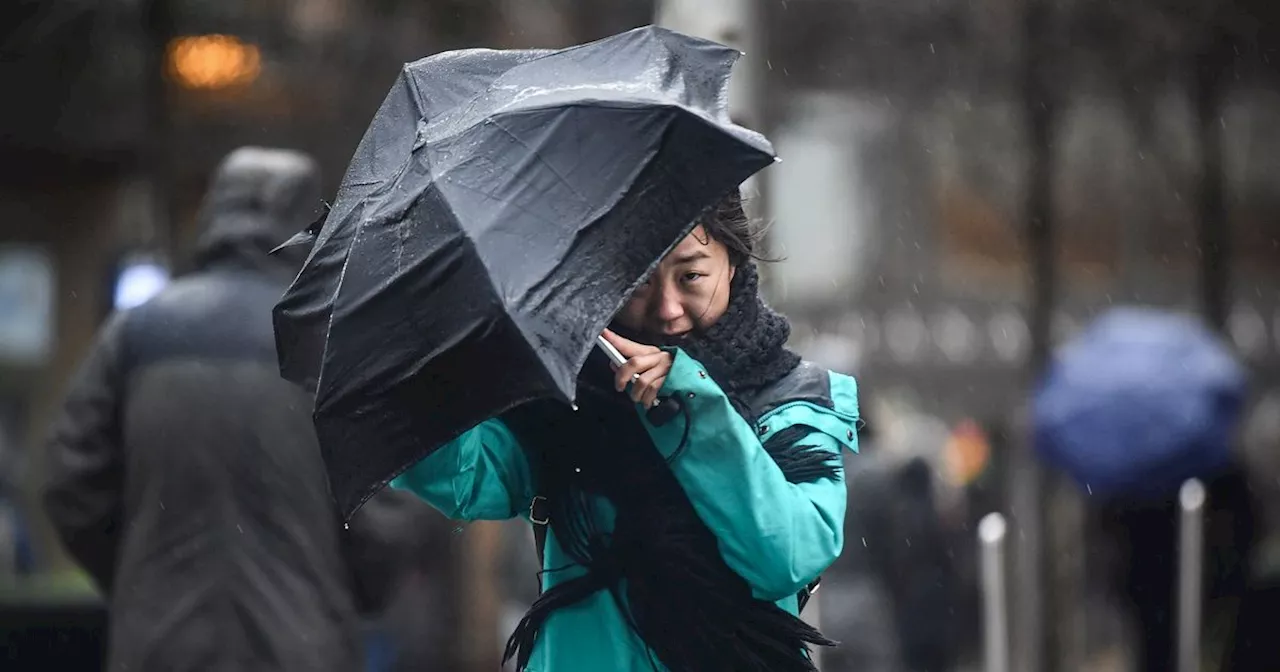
left=486, top=115, right=591, bottom=205
left=418, top=27, right=668, bottom=127
left=524, top=125, right=693, bottom=325
left=430, top=169, right=568, bottom=234
left=429, top=104, right=679, bottom=254
left=313, top=212, right=371, bottom=401
left=421, top=99, right=681, bottom=174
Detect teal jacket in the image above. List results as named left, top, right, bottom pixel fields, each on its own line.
left=393, top=349, right=860, bottom=671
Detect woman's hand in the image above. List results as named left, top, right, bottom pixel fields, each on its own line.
left=602, top=329, right=673, bottom=409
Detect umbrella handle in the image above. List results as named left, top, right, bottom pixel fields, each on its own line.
left=596, top=335, right=683, bottom=427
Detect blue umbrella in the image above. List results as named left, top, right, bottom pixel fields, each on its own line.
left=1033, top=307, right=1247, bottom=499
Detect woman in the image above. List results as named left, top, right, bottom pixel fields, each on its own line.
left=393, top=192, right=860, bottom=671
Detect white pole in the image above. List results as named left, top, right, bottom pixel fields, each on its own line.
left=654, top=0, right=762, bottom=129
left=980, top=512, right=1010, bottom=672
left=1178, top=478, right=1206, bottom=672
left=654, top=0, right=768, bottom=218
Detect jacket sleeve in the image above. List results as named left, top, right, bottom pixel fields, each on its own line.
left=42, top=312, right=130, bottom=594
left=391, top=419, right=533, bottom=522
left=638, top=349, right=859, bottom=602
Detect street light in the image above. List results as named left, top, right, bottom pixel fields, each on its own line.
left=166, top=34, right=261, bottom=90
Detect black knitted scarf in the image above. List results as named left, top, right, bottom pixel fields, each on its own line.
left=654, top=262, right=801, bottom=395
left=499, top=263, right=840, bottom=672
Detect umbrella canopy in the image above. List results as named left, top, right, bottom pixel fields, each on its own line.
left=1033, top=307, right=1248, bottom=499
left=273, top=25, right=776, bottom=517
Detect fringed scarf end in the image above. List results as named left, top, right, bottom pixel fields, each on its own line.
left=763, top=424, right=843, bottom=484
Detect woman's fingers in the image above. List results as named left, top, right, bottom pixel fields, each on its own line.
left=630, top=366, right=661, bottom=404
left=632, top=368, right=665, bottom=407
left=614, top=352, right=668, bottom=391
left=625, top=354, right=673, bottom=406
left=604, top=330, right=673, bottom=404
left=602, top=329, right=658, bottom=360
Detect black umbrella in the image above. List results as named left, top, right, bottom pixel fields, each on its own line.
left=273, top=26, right=776, bottom=518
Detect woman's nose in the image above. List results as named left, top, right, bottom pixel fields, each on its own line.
left=654, top=283, right=685, bottom=322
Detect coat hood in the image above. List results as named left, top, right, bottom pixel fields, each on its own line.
left=193, top=147, right=321, bottom=270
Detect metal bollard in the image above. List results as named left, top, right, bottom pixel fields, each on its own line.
left=1178, top=478, right=1206, bottom=672
left=979, top=512, right=1010, bottom=672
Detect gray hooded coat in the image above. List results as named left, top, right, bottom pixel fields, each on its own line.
left=43, top=147, right=432, bottom=671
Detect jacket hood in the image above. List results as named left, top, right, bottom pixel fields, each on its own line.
left=193, top=147, right=322, bottom=270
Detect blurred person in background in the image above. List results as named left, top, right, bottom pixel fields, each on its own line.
left=1035, top=308, right=1257, bottom=672
left=1217, top=393, right=1280, bottom=671
left=819, top=406, right=901, bottom=672
left=42, top=147, right=437, bottom=672
left=1095, top=465, right=1255, bottom=672
left=818, top=394, right=967, bottom=672
left=357, top=503, right=462, bottom=672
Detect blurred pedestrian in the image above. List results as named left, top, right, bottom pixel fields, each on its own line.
left=43, top=147, right=432, bottom=672
left=1217, top=394, right=1280, bottom=672
left=1097, top=467, right=1255, bottom=672
left=825, top=440, right=963, bottom=670
left=1036, top=308, right=1255, bottom=672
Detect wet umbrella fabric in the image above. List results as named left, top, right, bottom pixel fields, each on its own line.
left=1033, top=307, right=1247, bottom=499
left=273, top=26, right=776, bottom=518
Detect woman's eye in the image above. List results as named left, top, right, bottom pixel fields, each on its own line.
left=682, top=272, right=702, bottom=283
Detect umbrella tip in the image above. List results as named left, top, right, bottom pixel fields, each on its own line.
left=571, top=403, right=580, bottom=412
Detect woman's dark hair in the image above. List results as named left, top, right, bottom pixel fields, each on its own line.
left=694, top=189, right=776, bottom=267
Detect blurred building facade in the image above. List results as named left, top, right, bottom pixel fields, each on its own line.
left=761, top=0, right=1280, bottom=415
left=755, top=1, right=1280, bottom=669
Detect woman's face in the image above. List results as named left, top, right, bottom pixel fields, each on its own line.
left=615, top=225, right=736, bottom=339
